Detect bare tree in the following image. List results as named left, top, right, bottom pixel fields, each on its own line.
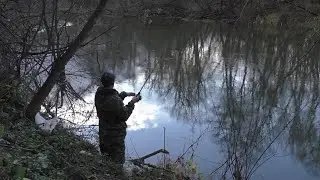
left=25, top=0, right=109, bottom=118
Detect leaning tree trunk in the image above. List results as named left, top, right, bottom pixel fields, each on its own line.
left=26, top=0, right=109, bottom=118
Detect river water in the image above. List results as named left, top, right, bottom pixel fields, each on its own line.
left=57, top=18, right=320, bottom=180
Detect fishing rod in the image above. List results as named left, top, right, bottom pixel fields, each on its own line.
left=136, top=65, right=157, bottom=96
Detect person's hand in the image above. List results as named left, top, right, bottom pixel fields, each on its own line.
left=131, top=95, right=142, bottom=103
left=126, top=92, right=136, bottom=96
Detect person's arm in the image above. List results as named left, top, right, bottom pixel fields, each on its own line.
left=116, top=95, right=141, bottom=121
left=119, top=91, right=136, bottom=100
left=117, top=100, right=135, bottom=121
left=119, top=91, right=127, bottom=100
left=95, top=93, right=133, bottom=121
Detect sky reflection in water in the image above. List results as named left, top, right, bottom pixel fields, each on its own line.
left=56, top=70, right=320, bottom=180
left=54, top=20, right=320, bottom=179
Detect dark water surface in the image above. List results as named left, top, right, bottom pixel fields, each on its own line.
left=59, top=18, right=320, bottom=180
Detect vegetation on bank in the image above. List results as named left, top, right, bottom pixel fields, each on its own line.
left=0, top=78, right=125, bottom=180
left=0, top=78, right=202, bottom=180
left=1, top=87, right=113, bottom=180
left=104, top=0, right=320, bottom=26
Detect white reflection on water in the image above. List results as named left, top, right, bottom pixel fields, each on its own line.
left=58, top=72, right=161, bottom=132
left=114, top=73, right=162, bottom=131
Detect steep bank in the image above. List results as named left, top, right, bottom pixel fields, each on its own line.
left=0, top=80, right=168, bottom=180
left=0, top=85, right=124, bottom=179
left=0, top=78, right=200, bottom=179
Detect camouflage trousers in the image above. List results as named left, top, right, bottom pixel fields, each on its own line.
left=99, top=129, right=126, bottom=165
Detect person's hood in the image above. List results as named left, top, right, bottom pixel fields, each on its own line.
left=96, top=87, right=118, bottom=96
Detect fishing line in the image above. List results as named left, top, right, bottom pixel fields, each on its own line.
left=137, top=64, right=157, bottom=96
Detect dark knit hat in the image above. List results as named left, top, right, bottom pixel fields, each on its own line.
left=101, top=72, right=115, bottom=87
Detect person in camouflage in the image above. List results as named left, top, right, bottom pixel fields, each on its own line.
left=95, top=72, right=141, bottom=165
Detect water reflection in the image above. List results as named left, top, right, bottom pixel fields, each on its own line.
left=56, top=18, right=320, bottom=179
left=57, top=72, right=162, bottom=132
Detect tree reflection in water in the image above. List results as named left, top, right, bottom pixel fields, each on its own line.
left=75, top=18, right=320, bottom=179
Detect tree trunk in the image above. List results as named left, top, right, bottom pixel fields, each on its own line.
left=26, top=0, right=109, bottom=118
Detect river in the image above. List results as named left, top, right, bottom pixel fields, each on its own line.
left=56, top=17, right=320, bottom=180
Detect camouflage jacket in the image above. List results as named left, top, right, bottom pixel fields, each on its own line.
left=94, top=87, right=134, bottom=136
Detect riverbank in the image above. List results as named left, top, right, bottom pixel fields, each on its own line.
left=0, top=81, right=167, bottom=179
left=0, top=94, right=125, bottom=179
left=0, top=78, right=201, bottom=179
left=103, top=0, right=320, bottom=28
